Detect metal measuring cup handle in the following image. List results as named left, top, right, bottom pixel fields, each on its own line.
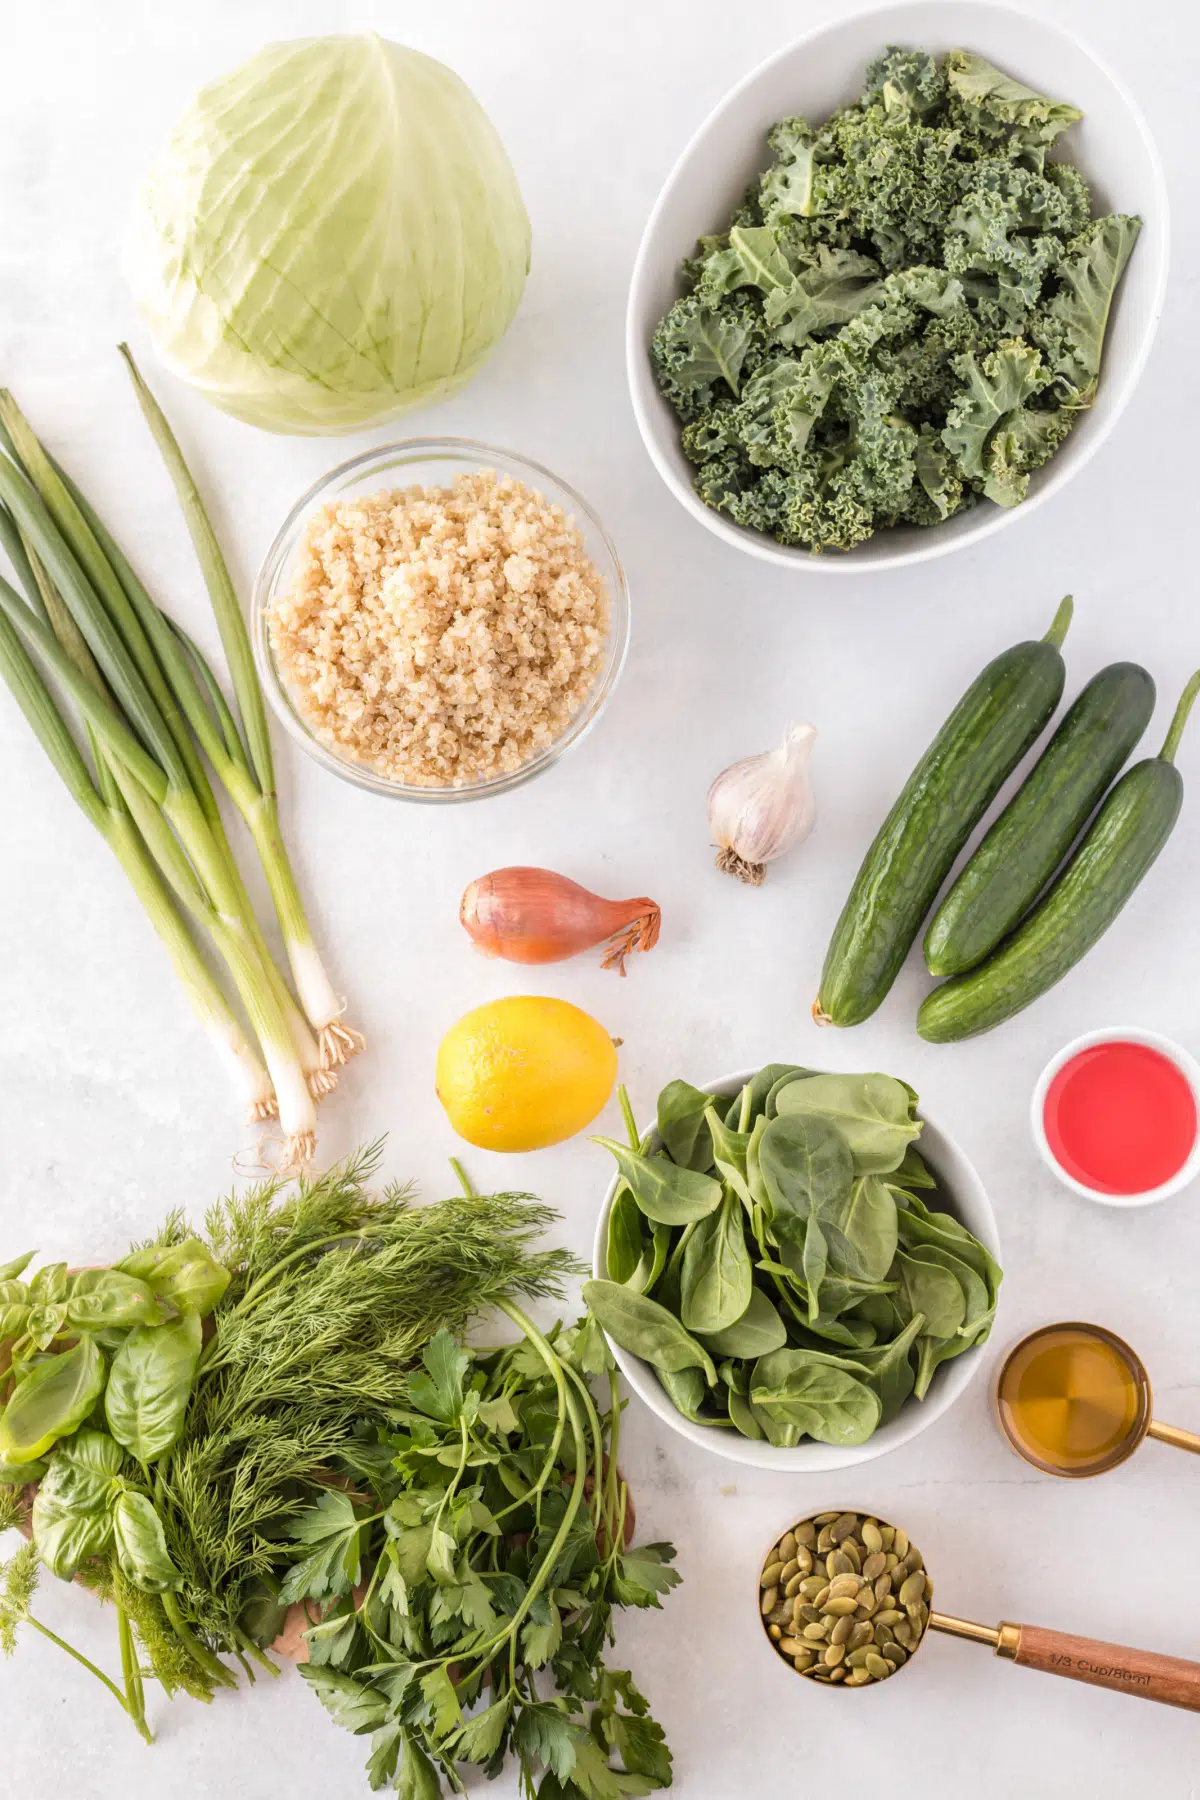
left=932, top=1612, right=1200, bottom=1711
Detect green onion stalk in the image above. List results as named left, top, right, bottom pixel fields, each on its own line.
left=117, top=349, right=361, bottom=1074
left=0, top=383, right=351, bottom=1168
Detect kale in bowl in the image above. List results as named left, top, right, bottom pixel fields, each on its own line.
left=650, top=48, right=1140, bottom=554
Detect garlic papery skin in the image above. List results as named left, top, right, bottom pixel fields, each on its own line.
left=708, top=722, right=817, bottom=885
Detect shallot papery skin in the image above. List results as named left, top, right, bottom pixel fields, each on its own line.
left=460, top=867, right=661, bottom=974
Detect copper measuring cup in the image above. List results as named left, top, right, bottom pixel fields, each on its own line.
left=995, top=1321, right=1200, bottom=1477
left=761, top=1509, right=1200, bottom=1712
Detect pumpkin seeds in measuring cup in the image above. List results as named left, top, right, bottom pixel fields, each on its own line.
left=760, top=1511, right=931, bottom=1685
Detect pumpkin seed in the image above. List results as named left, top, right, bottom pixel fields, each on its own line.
left=874, top=1573, right=892, bottom=1602
left=812, top=1583, right=831, bottom=1609
left=761, top=1586, right=778, bottom=1615
left=813, top=1512, right=839, bottom=1524
left=795, top=1521, right=817, bottom=1549
left=893, top=1528, right=909, bottom=1560
left=830, top=1512, right=859, bottom=1544
left=894, top=1620, right=915, bottom=1648
left=769, top=1603, right=792, bottom=1627
left=826, top=1549, right=853, bottom=1578
left=865, top=1652, right=891, bottom=1680
left=873, top=1622, right=895, bottom=1647
left=778, top=1532, right=798, bottom=1563
left=884, top=1552, right=900, bottom=1572
left=822, top=1597, right=859, bottom=1618
left=761, top=1562, right=785, bottom=1588
left=816, top=1524, right=836, bottom=1553
left=826, top=1574, right=861, bottom=1601
left=899, top=1571, right=927, bottom=1608
left=784, top=1573, right=805, bottom=1599
left=794, top=1650, right=817, bottom=1672
left=873, top=1609, right=904, bottom=1627
left=847, top=1646, right=872, bottom=1668
left=799, top=1576, right=826, bottom=1601
left=768, top=1624, right=782, bottom=1640
left=849, top=1622, right=874, bottom=1651
left=879, top=1526, right=895, bottom=1550
left=778, top=1636, right=803, bottom=1656
left=780, top=1558, right=800, bottom=1584
left=803, top=1621, right=830, bottom=1642
left=862, top=1551, right=886, bottom=1582
left=827, top=1666, right=846, bottom=1683
left=824, top=1643, right=847, bottom=1668
left=840, top=1540, right=862, bottom=1573
left=882, top=1642, right=906, bottom=1668
left=799, top=1604, right=821, bottom=1625
left=861, top=1519, right=883, bottom=1555
left=830, top=1615, right=855, bottom=1646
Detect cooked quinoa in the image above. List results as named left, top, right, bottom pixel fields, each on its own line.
left=268, top=471, right=611, bottom=787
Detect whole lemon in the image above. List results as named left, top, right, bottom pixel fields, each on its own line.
left=436, top=996, right=618, bottom=1152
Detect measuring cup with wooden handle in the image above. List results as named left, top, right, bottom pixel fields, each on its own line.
left=760, top=1509, right=1200, bottom=1713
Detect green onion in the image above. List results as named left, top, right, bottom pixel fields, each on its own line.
left=117, top=349, right=360, bottom=1071
left=0, top=389, right=335, bottom=1169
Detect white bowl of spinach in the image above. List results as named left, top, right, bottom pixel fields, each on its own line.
left=626, top=2, right=1168, bottom=570
left=586, top=1064, right=1002, bottom=1471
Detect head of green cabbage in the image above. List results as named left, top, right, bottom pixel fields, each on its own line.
left=127, top=34, right=531, bottom=435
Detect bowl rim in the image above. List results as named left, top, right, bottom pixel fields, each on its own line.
left=591, top=1066, right=1002, bottom=1470
left=625, top=0, right=1171, bottom=574
left=1030, top=1027, right=1200, bottom=1207
left=250, top=435, right=632, bottom=804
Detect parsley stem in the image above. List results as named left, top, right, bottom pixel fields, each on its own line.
left=26, top=1615, right=148, bottom=1737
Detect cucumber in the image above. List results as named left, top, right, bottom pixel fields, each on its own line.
left=815, top=597, right=1073, bottom=1028
left=923, top=662, right=1155, bottom=977
left=918, top=672, right=1200, bottom=1043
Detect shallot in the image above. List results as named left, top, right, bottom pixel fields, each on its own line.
left=460, top=867, right=661, bottom=974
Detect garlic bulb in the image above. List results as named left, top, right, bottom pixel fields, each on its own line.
left=708, top=722, right=817, bottom=885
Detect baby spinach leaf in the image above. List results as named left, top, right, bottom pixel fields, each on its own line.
left=627, top=1224, right=672, bottom=1297
left=591, top=1140, right=722, bottom=1225
left=65, top=1269, right=161, bottom=1331
left=118, top=1238, right=231, bottom=1317
left=113, top=1491, right=181, bottom=1593
left=757, top=1113, right=854, bottom=1244
left=655, top=1080, right=715, bottom=1171
left=105, top=1313, right=201, bottom=1462
left=583, top=1281, right=717, bottom=1386
left=906, top=1242, right=991, bottom=1339
left=726, top=1386, right=766, bottom=1440
left=765, top=1068, right=815, bottom=1117
left=891, top=1251, right=967, bottom=1341
left=705, top=1107, right=754, bottom=1207
left=774, top=1073, right=921, bottom=1173
left=849, top=1311, right=925, bottom=1423
left=896, top=1202, right=1003, bottom=1303
left=0, top=1332, right=105, bottom=1462
left=31, top=1429, right=123, bottom=1578
left=695, top=1286, right=787, bottom=1358
left=816, top=1174, right=899, bottom=1284
left=656, top=1366, right=711, bottom=1424
left=605, top=1186, right=645, bottom=1285
left=892, top=1145, right=936, bottom=1191
left=749, top=1349, right=881, bottom=1447
left=680, top=1193, right=752, bottom=1333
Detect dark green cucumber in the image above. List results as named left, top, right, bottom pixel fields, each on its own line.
left=919, top=672, right=1200, bottom=1042
left=815, top=597, right=1073, bottom=1027
left=923, top=662, right=1155, bottom=977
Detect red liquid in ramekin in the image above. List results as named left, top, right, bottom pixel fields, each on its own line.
left=1044, top=1040, right=1198, bottom=1195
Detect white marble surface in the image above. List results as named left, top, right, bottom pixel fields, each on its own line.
left=3, top=0, right=1199, bottom=1792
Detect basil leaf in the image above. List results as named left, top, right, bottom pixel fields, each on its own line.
left=66, top=1269, right=162, bottom=1331
left=591, top=1139, right=722, bottom=1226
left=0, top=1454, right=46, bottom=1484
left=749, top=1349, right=881, bottom=1447
left=696, top=1287, right=787, bottom=1358
left=117, top=1239, right=231, bottom=1317
left=654, top=1081, right=715, bottom=1172
left=28, top=1263, right=69, bottom=1306
left=583, top=1280, right=717, bottom=1386
left=0, top=1253, right=35, bottom=1283
left=31, top=1429, right=124, bottom=1578
left=680, top=1193, right=752, bottom=1333
left=105, top=1313, right=201, bottom=1461
left=0, top=1333, right=106, bottom=1461
left=113, top=1491, right=181, bottom=1593
left=774, top=1073, right=921, bottom=1173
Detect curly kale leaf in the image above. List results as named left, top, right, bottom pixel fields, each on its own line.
left=915, top=427, right=966, bottom=520
left=945, top=161, right=1085, bottom=320
left=945, top=49, right=1082, bottom=169
left=863, top=47, right=947, bottom=117
left=1032, top=213, right=1143, bottom=401
left=698, top=224, right=794, bottom=301
left=765, top=247, right=883, bottom=347
left=650, top=294, right=762, bottom=408
left=760, top=117, right=818, bottom=225
left=942, top=338, right=1049, bottom=486
left=982, top=404, right=1076, bottom=506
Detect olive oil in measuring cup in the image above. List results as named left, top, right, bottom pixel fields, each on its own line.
left=996, top=1323, right=1145, bottom=1475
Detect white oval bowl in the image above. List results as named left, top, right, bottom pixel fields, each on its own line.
left=626, top=1, right=1169, bottom=573
left=1031, top=1027, right=1200, bottom=1208
left=592, top=1068, right=1002, bottom=1471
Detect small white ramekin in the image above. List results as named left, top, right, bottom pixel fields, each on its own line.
left=1031, top=1027, right=1200, bottom=1208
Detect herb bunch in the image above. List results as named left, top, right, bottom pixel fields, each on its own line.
left=288, top=1310, right=678, bottom=1798
left=651, top=47, right=1141, bottom=551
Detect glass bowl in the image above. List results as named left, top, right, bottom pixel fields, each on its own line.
left=251, top=438, right=630, bottom=803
